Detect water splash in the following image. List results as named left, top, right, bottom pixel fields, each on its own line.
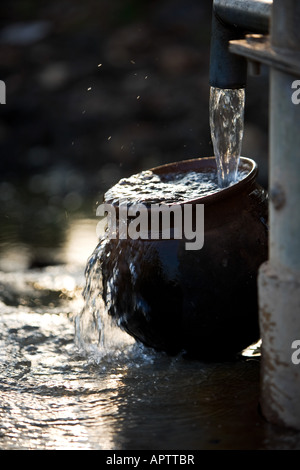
left=209, top=86, right=245, bottom=188
left=74, top=237, right=136, bottom=362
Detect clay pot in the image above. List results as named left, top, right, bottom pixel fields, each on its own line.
left=99, top=157, right=268, bottom=360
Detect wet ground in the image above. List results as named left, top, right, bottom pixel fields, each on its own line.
left=0, top=217, right=300, bottom=450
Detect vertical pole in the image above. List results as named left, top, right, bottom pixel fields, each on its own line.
left=258, top=0, right=300, bottom=429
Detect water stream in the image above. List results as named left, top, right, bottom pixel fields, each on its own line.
left=209, top=86, right=245, bottom=188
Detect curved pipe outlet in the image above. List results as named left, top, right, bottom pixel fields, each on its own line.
left=214, top=0, right=271, bottom=32
left=209, top=0, right=271, bottom=89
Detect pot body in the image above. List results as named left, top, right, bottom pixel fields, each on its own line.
left=99, top=157, right=268, bottom=359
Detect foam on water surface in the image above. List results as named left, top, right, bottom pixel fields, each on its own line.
left=104, top=167, right=248, bottom=206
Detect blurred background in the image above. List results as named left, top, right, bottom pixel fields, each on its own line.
left=0, top=0, right=269, bottom=271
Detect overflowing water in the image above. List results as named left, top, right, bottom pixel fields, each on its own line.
left=78, top=86, right=247, bottom=360
left=104, top=167, right=248, bottom=206
left=105, top=170, right=221, bottom=205
left=209, top=86, right=245, bottom=188
left=75, top=162, right=251, bottom=360
left=75, top=237, right=136, bottom=360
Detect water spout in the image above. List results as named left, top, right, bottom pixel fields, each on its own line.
left=209, top=0, right=271, bottom=90
left=209, top=86, right=245, bottom=187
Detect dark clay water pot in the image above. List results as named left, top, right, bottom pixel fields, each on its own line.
left=99, top=157, right=268, bottom=360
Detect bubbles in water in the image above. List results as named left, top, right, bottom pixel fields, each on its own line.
left=104, top=167, right=248, bottom=206
left=209, top=86, right=245, bottom=188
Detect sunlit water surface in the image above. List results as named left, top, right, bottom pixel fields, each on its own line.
left=0, top=218, right=300, bottom=450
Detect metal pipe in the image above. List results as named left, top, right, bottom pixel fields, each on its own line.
left=209, top=0, right=271, bottom=88
left=209, top=13, right=247, bottom=88
left=209, top=0, right=300, bottom=430
left=214, top=0, right=271, bottom=32
left=258, top=0, right=300, bottom=430
left=271, top=0, right=300, bottom=52
left=269, top=0, right=300, bottom=273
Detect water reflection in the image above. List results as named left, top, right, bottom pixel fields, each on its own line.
left=0, top=214, right=98, bottom=271
left=62, top=218, right=99, bottom=266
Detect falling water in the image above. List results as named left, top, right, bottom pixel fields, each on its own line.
left=75, top=237, right=136, bottom=361
left=209, top=86, right=245, bottom=188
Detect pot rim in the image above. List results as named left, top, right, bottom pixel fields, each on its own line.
left=104, top=156, right=258, bottom=208
left=149, top=156, right=258, bottom=206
